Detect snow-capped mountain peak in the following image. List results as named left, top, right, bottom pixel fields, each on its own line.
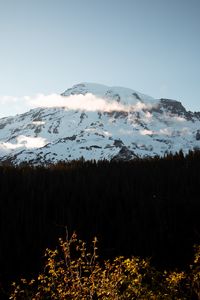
left=0, top=83, right=199, bottom=165
left=61, top=82, right=157, bottom=105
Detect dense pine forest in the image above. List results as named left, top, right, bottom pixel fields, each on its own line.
left=0, top=151, right=200, bottom=297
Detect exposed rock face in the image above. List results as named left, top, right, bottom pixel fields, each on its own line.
left=112, top=146, right=137, bottom=161
left=196, top=130, right=200, bottom=141
left=0, top=83, right=200, bottom=165
left=153, top=99, right=194, bottom=121
left=160, top=99, right=186, bottom=114
left=113, top=139, right=124, bottom=148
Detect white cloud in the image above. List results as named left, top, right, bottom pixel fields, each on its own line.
left=0, top=93, right=157, bottom=118
left=140, top=129, right=154, bottom=136
left=0, top=135, right=47, bottom=152
left=28, top=93, right=148, bottom=112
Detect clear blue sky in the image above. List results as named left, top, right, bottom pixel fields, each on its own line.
left=0, top=0, right=200, bottom=113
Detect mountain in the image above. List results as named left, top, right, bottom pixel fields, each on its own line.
left=0, top=83, right=200, bottom=165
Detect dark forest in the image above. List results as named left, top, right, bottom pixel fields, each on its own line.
left=0, top=151, right=200, bottom=291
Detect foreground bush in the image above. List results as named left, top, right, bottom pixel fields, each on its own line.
left=10, top=233, right=200, bottom=299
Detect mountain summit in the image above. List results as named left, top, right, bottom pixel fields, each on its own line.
left=0, top=83, right=200, bottom=165
left=61, top=82, right=157, bottom=105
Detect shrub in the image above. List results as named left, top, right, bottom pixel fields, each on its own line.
left=10, top=233, right=200, bottom=299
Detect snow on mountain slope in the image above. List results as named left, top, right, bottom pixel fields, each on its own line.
left=0, top=83, right=200, bottom=165
left=61, top=83, right=156, bottom=105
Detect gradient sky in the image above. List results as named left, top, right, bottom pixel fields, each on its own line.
left=0, top=0, right=200, bottom=117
